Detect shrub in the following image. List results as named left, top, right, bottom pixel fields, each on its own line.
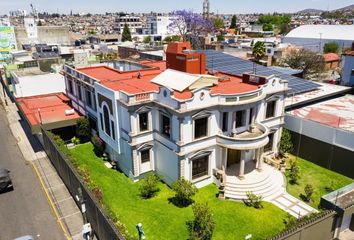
left=92, top=186, right=103, bottom=203
left=245, top=192, right=263, bottom=209
left=139, top=173, right=160, bottom=199
left=91, top=135, right=105, bottom=157
left=289, top=159, right=300, bottom=185
left=76, top=118, right=91, bottom=142
left=71, top=136, right=80, bottom=145
left=187, top=202, right=215, bottom=240
left=304, top=184, right=314, bottom=202
left=279, top=129, right=294, bottom=157
left=171, top=178, right=198, bottom=207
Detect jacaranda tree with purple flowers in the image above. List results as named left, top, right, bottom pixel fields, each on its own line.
left=168, top=10, right=213, bottom=49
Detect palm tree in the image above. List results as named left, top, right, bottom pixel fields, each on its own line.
left=252, top=41, right=266, bottom=74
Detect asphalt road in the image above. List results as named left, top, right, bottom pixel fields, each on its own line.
left=0, top=108, right=65, bottom=240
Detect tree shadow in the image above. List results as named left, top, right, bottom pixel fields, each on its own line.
left=168, top=196, right=194, bottom=208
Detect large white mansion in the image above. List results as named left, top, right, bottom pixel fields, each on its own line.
left=63, top=42, right=288, bottom=189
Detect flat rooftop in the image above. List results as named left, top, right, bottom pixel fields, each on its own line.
left=285, top=83, right=351, bottom=109
left=322, top=182, right=354, bottom=210
left=17, top=93, right=81, bottom=131
left=288, top=94, right=354, bottom=133
left=13, top=67, right=47, bottom=77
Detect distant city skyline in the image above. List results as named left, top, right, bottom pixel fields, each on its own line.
left=1, top=0, right=353, bottom=15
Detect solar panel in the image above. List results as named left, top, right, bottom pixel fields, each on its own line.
left=199, top=50, right=321, bottom=95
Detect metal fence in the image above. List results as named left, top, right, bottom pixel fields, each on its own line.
left=41, top=128, right=125, bottom=240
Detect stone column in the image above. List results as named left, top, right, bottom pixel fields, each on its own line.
left=232, top=112, right=237, bottom=137
left=239, top=151, right=245, bottom=179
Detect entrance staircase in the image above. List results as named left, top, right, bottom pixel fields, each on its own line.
left=224, top=162, right=286, bottom=201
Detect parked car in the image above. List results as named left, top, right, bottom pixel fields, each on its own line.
left=0, top=168, right=13, bottom=192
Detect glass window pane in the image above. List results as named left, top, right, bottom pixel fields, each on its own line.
left=139, top=112, right=149, bottom=132
left=192, top=156, right=209, bottom=180
left=141, top=149, right=150, bottom=163
left=194, top=117, right=208, bottom=139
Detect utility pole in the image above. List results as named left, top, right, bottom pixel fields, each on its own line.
left=319, top=32, right=323, bottom=53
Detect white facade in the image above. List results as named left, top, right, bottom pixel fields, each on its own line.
left=63, top=64, right=287, bottom=188
left=341, top=54, right=354, bottom=87
left=146, top=16, right=178, bottom=37
left=114, top=15, right=142, bottom=34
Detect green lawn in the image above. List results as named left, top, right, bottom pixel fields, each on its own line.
left=285, top=155, right=353, bottom=209
left=70, top=143, right=289, bottom=240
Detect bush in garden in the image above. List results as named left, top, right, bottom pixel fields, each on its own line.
left=289, top=159, right=300, bottom=184
left=91, top=135, right=105, bottom=157
left=76, top=118, right=91, bottom=142
left=139, top=173, right=160, bottom=199
left=171, top=178, right=198, bottom=207
left=187, top=202, right=215, bottom=240
left=244, top=192, right=263, bottom=209
left=303, top=184, right=314, bottom=202
left=71, top=136, right=80, bottom=145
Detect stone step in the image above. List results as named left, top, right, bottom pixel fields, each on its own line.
left=225, top=172, right=273, bottom=188
left=225, top=184, right=285, bottom=200
left=225, top=173, right=279, bottom=190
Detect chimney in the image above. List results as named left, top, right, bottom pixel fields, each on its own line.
left=166, top=42, right=206, bottom=74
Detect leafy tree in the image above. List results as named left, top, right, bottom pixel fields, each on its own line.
left=262, top=23, right=273, bottom=31
left=216, top=34, right=225, bottom=42
left=230, top=15, right=237, bottom=29
left=91, top=135, right=105, bottom=157
left=172, top=178, right=198, bottom=207
left=139, top=173, right=160, bottom=199
left=168, top=9, right=213, bottom=49
left=289, top=159, right=300, bottom=185
left=279, top=23, right=291, bottom=35
left=323, top=42, right=339, bottom=54
left=171, top=35, right=181, bottom=41
left=212, top=17, right=224, bottom=30
left=252, top=41, right=266, bottom=62
left=257, top=14, right=290, bottom=25
left=76, top=118, right=91, bottom=142
left=121, top=23, right=132, bottom=42
left=283, top=49, right=325, bottom=79
left=187, top=203, right=215, bottom=240
left=303, top=184, right=314, bottom=202
left=163, top=36, right=172, bottom=43
left=279, top=129, right=294, bottom=157
left=143, top=35, right=151, bottom=44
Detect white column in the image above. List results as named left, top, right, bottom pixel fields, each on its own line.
left=239, top=151, right=245, bottom=179
left=258, top=147, right=264, bottom=171
left=232, top=112, right=237, bottom=137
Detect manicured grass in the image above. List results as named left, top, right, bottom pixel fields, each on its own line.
left=285, top=155, right=353, bottom=209
left=70, top=143, right=289, bottom=240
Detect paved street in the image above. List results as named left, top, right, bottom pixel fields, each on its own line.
left=0, top=108, right=65, bottom=240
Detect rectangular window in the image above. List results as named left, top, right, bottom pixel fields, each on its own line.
left=100, top=113, right=104, bottom=130
left=68, top=79, right=73, bottom=94
left=161, top=114, right=171, bottom=138
left=139, top=112, right=149, bottom=132
left=266, top=101, right=276, bottom=119
left=77, top=84, right=82, bottom=101
left=249, top=108, right=254, bottom=125
left=222, top=112, right=228, bottom=132
left=192, top=155, right=209, bottom=180
left=265, top=133, right=274, bottom=152
left=236, top=110, right=244, bottom=128
left=140, top=149, right=150, bottom=163
left=194, top=117, right=208, bottom=139
left=86, top=90, right=92, bottom=107
left=111, top=121, right=115, bottom=140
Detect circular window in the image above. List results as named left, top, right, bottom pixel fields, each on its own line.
left=200, top=92, right=205, bottom=100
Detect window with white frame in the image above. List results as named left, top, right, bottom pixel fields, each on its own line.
left=222, top=112, right=228, bottom=132
left=77, top=84, right=82, bottom=101
left=266, top=100, right=277, bottom=119
left=160, top=113, right=171, bottom=138
left=103, top=105, right=111, bottom=136
left=192, top=155, right=209, bottom=180
left=236, top=110, right=245, bottom=128
left=140, top=149, right=151, bottom=163
left=194, top=117, right=208, bottom=139
left=138, top=112, right=149, bottom=132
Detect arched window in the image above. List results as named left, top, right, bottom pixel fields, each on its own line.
left=103, top=105, right=111, bottom=136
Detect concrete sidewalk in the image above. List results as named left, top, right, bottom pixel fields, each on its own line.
left=1, top=90, right=84, bottom=240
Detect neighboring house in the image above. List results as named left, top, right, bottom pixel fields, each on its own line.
left=341, top=51, right=354, bottom=86
left=11, top=67, right=65, bottom=98
left=63, top=42, right=287, bottom=188
left=322, top=53, right=340, bottom=70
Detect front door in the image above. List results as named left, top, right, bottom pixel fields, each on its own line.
left=227, top=149, right=241, bottom=167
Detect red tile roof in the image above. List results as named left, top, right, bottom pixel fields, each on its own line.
left=322, top=53, right=340, bottom=62
left=16, top=93, right=81, bottom=126
left=77, top=62, right=262, bottom=101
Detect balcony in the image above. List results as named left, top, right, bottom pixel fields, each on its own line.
left=217, top=123, right=269, bottom=150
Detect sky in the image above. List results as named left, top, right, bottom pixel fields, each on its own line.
left=1, top=0, right=353, bottom=15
